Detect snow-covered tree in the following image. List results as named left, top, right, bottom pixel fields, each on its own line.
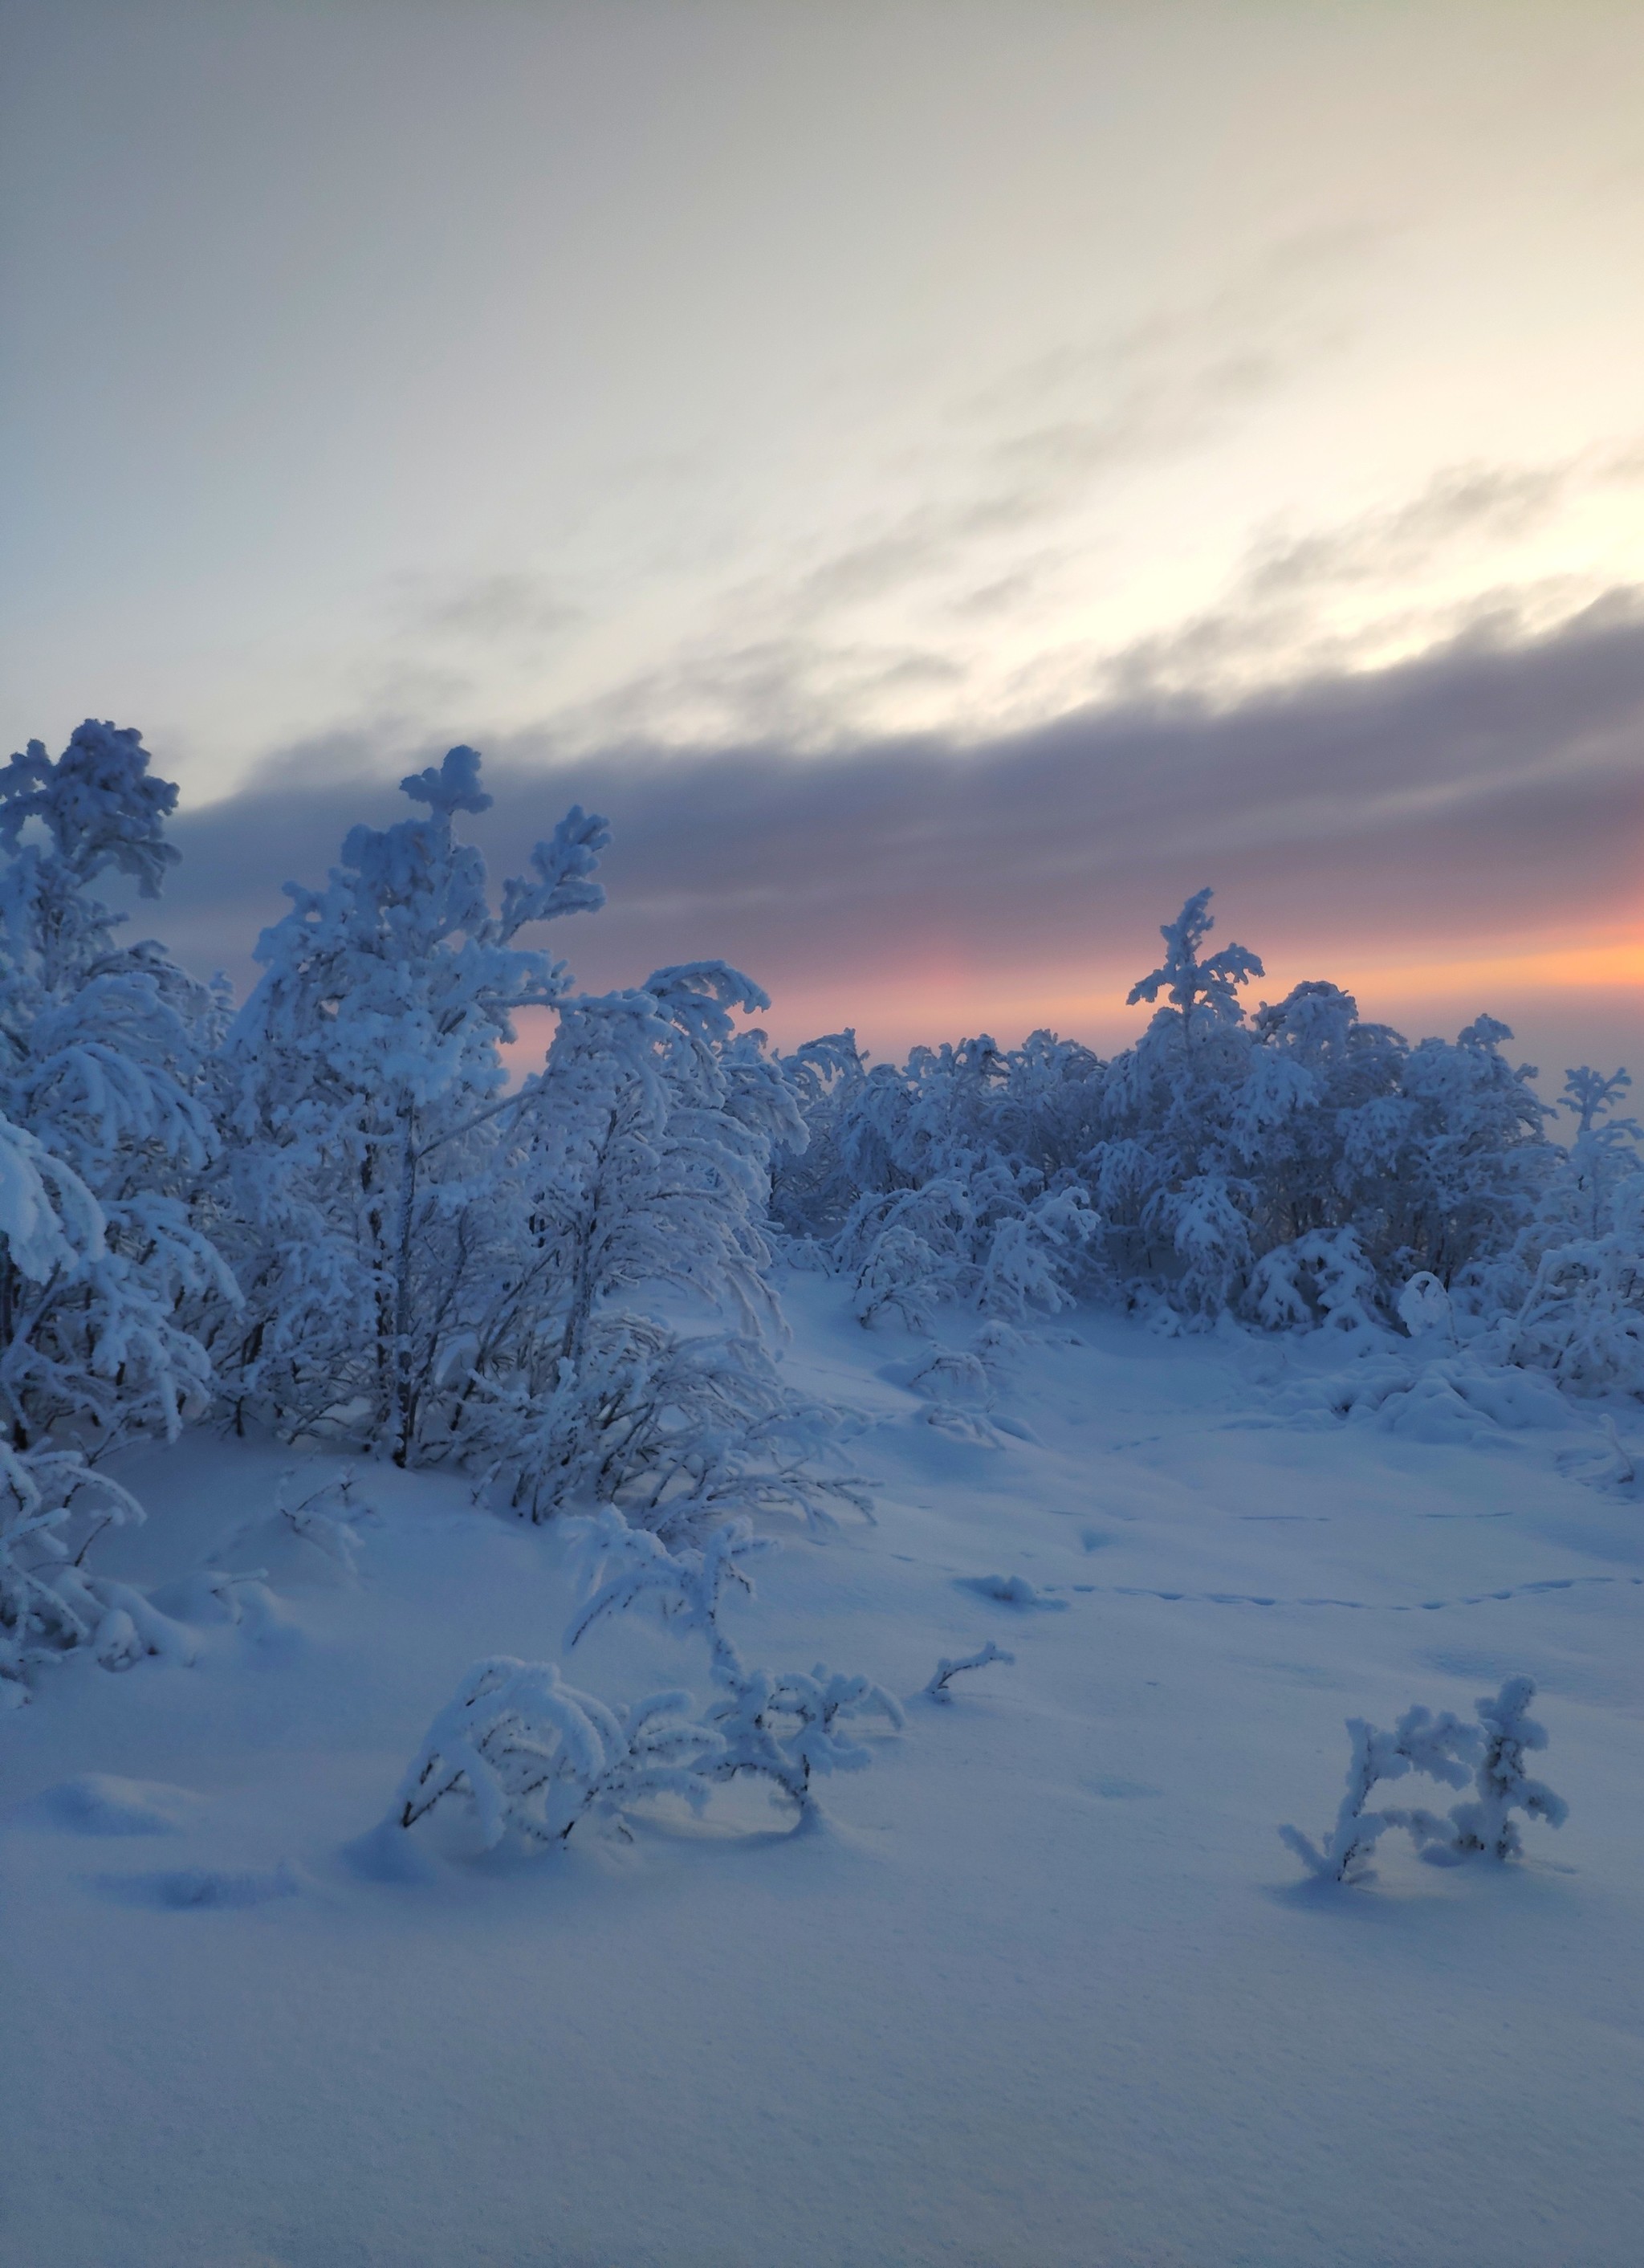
left=1487, top=1068, right=1644, bottom=1396
left=1125, top=886, right=1264, bottom=1043
left=457, top=963, right=869, bottom=1533
left=1554, top=1069, right=1642, bottom=1233
left=0, top=722, right=233, bottom=1456
left=1081, top=893, right=1268, bottom=1310
left=220, top=746, right=608, bottom=1459
left=222, top=748, right=862, bottom=1535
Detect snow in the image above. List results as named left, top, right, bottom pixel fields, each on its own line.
left=4, top=1274, right=1642, bottom=2267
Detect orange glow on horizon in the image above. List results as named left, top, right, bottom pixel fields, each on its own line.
left=759, top=922, right=1644, bottom=1060
left=1326, top=934, right=1644, bottom=1002
left=497, top=923, right=1642, bottom=1077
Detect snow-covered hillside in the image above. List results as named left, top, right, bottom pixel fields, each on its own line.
left=3, top=1275, right=1641, bottom=2268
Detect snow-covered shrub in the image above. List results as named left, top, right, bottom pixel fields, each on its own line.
left=567, top=1509, right=902, bottom=1823
left=393, top=1508, right=902, bottom=1852
left=470, top=1325, right=872, bottom=1540
left=767, top=1029, right=871, bottom=1246
left=1245, top=1227, right=1379, bottom=1334
left=1281, top=1677, right=1565, bottom=1883
left=773, top=890, right=1575, bottom=1361
left=0, top=976, right=214, bottom=1700
left=975, top=1186, right=1097, bottom=1320
left=0, top=1440, right=186, bottom=1700
left=1280, top=1704, right=1479, bottom=1884
left=841, top=1177, right=979, bottom=1329
left=456, top=963, right=866, bottom=1535
left=1499, top=1222, right=1644, bottom=1398
left=1093, top=906, right=1550, bottom=1322
left=0, top=723, right=234, bottom=1455
left=1396, top=1270, right=1456, bottom=1342
left=1397, top=1677, right=1569, bottom=1864
left=774, top=1025, right=1104, bottom=1332
left=396, top=1657, right=717, bottom=1849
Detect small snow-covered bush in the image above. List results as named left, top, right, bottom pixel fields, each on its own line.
left=393, top=1509, right=902, bottom=1853
left=1281, top=1677, right=1566, bottom=1884
left=0, top=1441, right=189, bottom=1700
left=1403, top=1676, right=1569, bottom=1863
left=1280, top=1703, right=1479, bottom=1884
left=568, top=1510, right=903, bottom=1823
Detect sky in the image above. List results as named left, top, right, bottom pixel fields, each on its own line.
left=3, top=0, right=1642, bottom=1083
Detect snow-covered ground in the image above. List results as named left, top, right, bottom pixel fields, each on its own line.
left=4, top=1279, right=1642, bottom=2268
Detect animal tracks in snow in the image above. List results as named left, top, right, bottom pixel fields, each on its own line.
left=1095, top=1573, right=1644, bottom=1614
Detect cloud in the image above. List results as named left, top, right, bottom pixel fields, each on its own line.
left=546, top=231, right=1372, bottom=747
left=145, top=593, right=1644, bottom=1073
left=412, top=572, right=582, bottom=645
left=1243, top=462, right=1580, bottom=600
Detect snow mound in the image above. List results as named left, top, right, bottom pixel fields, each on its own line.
left=340, top=1818, right=440, bottom=1886
left=93, top=1862, right=302, bottom=1911
left=24, top=1773, right=203, bottom=1837
left=955, top=1573, right=1068, bottom=1610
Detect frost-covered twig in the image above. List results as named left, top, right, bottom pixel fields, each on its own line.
left=275, top=1462, right=380, bottom=1570
left=923, top=1639, right=1015, bottom=1704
